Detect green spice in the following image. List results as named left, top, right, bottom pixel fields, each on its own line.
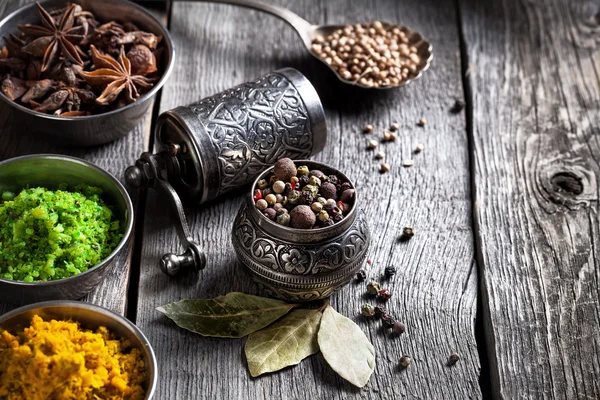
left=0, top=185, right=122, bottom=282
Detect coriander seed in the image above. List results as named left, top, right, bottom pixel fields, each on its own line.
left=265, top=193, right=277, bottom=206
left=390, top=122, right=399, bottom=131
left=417, top=118, right=426, bottom=126
left=380, top=163, right=391, bottom=173
left=415, top=143, right=424, bottom=153
left=383, top=130, right=392, bottom=141
left=272, top=180, right=286, bottom=194
left=402, top=159, right=414, bottom=168
left=255, top=199, right=268, bottom=210
left=364, top=124, right=374, bottom=133
left=375, top=151, right=385, bottom=160
left=367, top=139, right=378, bottom=149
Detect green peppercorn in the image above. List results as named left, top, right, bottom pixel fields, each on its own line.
left=309, top=176, right=321, bottom=187
left=361, top=304, right=375, bottom=317
left=287, top=190, right=301, bottom=205
left=273, top=181, right=286, bottom=194
left=311, top=202, right=323, bottom=213
left=318, top=210, right=329, bottom=222
left=265, top=194, right=277, bottom=206
left=257, top=179, right=269, bottom=189
left=277, top=213, right=291, bottom=226
left=302, top=184, right=319, bottom=198
left=366, top=281, right=381, bottom=295
left=297, top=165, right=309, bottom=176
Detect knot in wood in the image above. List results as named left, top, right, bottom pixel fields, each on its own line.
left=550, top=172, right=584, bottom=196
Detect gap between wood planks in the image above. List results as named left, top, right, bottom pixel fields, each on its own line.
left=455, top=0, right=492, bottom=397
left=125, top=0, right=174, bottom=324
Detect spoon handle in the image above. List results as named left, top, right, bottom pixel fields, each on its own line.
left=193, top=0, right=314, bottom=44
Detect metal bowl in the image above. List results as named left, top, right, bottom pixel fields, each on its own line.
left=0, top=155, right=134, bottom=304
left=232, top=160, right=371, bottom=302
left=0, top=0, right=175, bottom=146
left=0, top=300, right=157, bottom=399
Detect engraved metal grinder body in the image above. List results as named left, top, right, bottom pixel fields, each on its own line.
left=125, top=68, right=327, bottom=276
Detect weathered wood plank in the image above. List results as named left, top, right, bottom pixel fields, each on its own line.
left=460, top=0, right=600, bottom=398
left=0, top=0, right=159, bottom=316
left=137, top=0, right=480, bottom=398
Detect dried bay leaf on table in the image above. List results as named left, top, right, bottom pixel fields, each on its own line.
left=317, top=305, right=375, bottom=388
left=157, top=292, right=298, bottom=338
left=245, top=309, right=322, bottom=377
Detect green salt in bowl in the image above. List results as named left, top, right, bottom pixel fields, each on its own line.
left=0, top=155, right=134, bottom=305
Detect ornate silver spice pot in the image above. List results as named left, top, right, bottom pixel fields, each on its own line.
left=232, top=161, right=371, bottom=302
left=125, top=68, right=370, bottom=300
left=126, top=68, right=327, bottom=274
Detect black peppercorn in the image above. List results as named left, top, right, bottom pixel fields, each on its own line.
left=298, top=175, right=310, bottom=187
left=340, top=182, right=352, bottom=192
left=401, top=226, right=414, bottom=240
left=356, top=270, right=367, bottom=281
left=447, top=352, right=460, bottom=366
left=382, top=313, right=395, bottom=328
left=262, top=188, right=273, bottom=197
left=332, top=213, right=344, bottom=223
left=320, top=217, right=335, bottom=227
left=327, top=175, right=339, bottom=186
left=384, top=266, right=396, bottom=278
left=374, top=306, right=387, bottom=318
left=298, top=191, right=314, bottom=206
left=284, top=182, right=293, bottom=195
left=323, top=203, right=341, bottom=215
left=451, top=99, right=465, bottom=113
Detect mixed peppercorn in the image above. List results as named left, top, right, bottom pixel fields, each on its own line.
left=254, top=158, right=354, bottom=229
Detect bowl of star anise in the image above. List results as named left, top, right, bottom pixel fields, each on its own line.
left=0, top=0, right=174, bottom=146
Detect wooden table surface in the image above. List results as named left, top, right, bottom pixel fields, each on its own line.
left=1, top=0, right=598, bottom=399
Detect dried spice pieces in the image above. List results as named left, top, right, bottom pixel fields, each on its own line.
left=447, top=352, right=460, bottom=366
left=0, top=185, right=122, bottom=282
left=311, top=21, right=422, bottom=88
left=361, top=304, right=376, bottom=317
left=0, top=2, right=163, bottom=116
left=254, top=158, right=354, bottom=229
left=0, top=315, right=147, bottom=400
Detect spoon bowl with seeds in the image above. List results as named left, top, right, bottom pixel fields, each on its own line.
left=199, top=0, right=433, bottom=89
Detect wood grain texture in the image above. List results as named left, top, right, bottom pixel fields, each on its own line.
left=137, top=0, right=481, bottom=398
left=460, top=0, right=600, bottom=398
left=0, top=0, right=157, bottom=316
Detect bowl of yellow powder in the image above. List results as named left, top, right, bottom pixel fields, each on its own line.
left=0, top=155, right=134, bottom=304
left=0, top=300, right=157, bottom=399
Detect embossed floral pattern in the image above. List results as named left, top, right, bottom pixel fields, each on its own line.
left=281, top=249, right=310, bottom=274
left=188, top=73, right=313, bottom=196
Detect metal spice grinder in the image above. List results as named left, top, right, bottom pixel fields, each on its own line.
left=125, top=68, right=327, bottom=276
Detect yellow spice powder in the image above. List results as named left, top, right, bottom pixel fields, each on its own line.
left=0, top=315, right=147, bottom=400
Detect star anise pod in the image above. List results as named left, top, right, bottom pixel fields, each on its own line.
left=18, top=2, right=84, bottom=72
left=79, top=45, right=153, bottom=106
left=31, top=84, right=95, bottom=115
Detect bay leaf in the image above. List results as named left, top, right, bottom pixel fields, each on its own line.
left=245, top=309, right=322, bottom=377
left=157, top=292, right=297, bottom=338
left=317, top=305, right=375, bottom=388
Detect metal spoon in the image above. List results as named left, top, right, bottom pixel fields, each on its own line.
left=194, top=0, right=433, bottom=89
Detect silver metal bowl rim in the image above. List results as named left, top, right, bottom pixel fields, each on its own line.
left=0, top=0, right=175, bottom=120
left=0, top=154, right=135, bottom=287
left=0, top=300, right=157, bottom=399
left=247, top=159, right=359, bottom=237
